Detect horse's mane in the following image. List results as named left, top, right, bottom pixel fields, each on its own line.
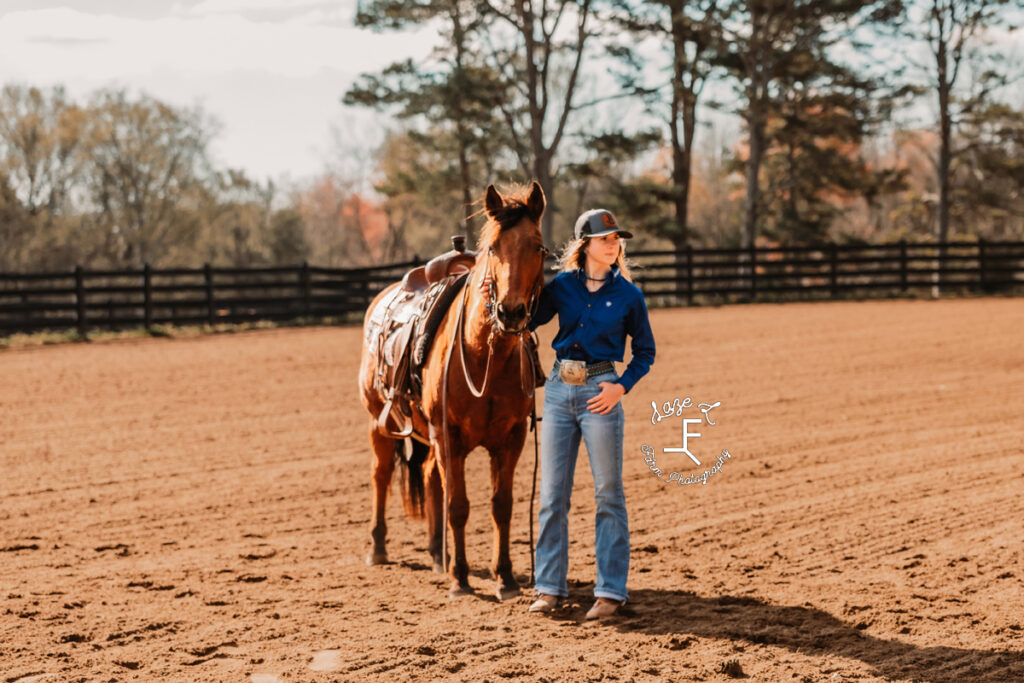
left=475, top=184, right=540, bottom=251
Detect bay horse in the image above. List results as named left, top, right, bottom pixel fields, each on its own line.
left=358, top=181, right=547, bottom=599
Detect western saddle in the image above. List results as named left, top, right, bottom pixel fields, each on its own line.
left=400, top=235, right=477, bottom=293
left=368, top=236, right=479, bottom=437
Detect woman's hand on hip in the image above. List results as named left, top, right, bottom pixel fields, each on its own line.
left=587, top=382, right=626, bottom=414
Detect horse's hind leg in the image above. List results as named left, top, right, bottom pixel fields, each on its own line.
left=424, top=449, right=447, bottom=574
left=367, top=421, right=395, bottom=565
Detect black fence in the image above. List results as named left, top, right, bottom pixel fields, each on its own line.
left=1, top=240, right=1022, bottom=336
left=629, top=239, right=1024, bottom=304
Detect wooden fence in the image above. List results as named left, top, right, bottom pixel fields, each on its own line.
left=1, top=240, right=1021, bottom=336
left=629, top=239, right=1024, bottom=304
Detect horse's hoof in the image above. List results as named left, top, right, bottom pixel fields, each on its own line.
left=432, top=561, right=445, bottom=575
left=448, top=583, right=474, bottom=598
left=366, top=552, right=388, bottom=566
left=495, top=583, right=521, bottom=602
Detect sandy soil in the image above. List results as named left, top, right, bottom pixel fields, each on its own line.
left=2, top=296, right=1022, bottom=682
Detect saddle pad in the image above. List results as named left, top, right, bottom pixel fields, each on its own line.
left=365, top=286, right=415, bottom=355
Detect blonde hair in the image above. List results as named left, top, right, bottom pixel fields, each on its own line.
left=557, top=235, right=633, bottom=282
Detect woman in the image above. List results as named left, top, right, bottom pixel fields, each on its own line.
left=526, top=208, right=656, bottom=619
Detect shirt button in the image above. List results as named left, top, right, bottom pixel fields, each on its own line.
left=579, top=323, right=583, bottom=328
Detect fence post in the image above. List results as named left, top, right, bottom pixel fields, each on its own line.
left=75, top=265, right=87, bottom=336
left=977, top=238, right=986, bottom=292
left=143, top=263, right=153, bottom=328
left=204, top=262, right=214, bottom=326
left=301, top=261, right=311, bottom=317
left=829, top=243, right=839, bottom=298
left=899, top=239, right=908, bottom=292
left=748, top=243, right=757, bottom=299
left=686, top=243, right=694, bottom=306
left=673, top=247, right=683, bottom=306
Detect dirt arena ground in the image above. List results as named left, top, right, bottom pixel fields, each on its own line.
left=2, top=296, right=1022, bottom=682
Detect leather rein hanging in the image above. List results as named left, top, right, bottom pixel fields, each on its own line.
left=438, top=245, right=548, bottom=579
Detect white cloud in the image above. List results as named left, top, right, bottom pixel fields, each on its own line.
left=185, top=0, right=332, bottom=14
left=0, top=7, right=432, bottom=80
left=0, top=6, right=437, bottom=180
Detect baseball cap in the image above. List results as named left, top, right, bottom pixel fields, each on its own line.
left=574, top=209, right=634, bottom=240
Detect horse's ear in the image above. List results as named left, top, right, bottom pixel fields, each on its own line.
left=526, top=181, right=545, bottom=222
left=485, top=184, right=503, bottom=215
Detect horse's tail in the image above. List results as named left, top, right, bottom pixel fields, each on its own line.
left=394, top=438, right=429, bottom=520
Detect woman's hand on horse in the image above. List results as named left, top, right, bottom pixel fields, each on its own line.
left=479, top=273, right=492, bottom=291
left=586, top=382, right=626, bottom=414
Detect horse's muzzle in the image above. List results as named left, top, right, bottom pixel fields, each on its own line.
left=495, top=302, right=528, bottom=332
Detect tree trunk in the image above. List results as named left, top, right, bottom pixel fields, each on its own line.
left=670, top=118, right=690, bottom=246
left=935, top=15, right=952, bottom=296
left=535, top=153, right=555, bottom=246
left=457, top=128, right=474, bottom=243
left=668, top=0, right=691, bottom=246
left=451, top=3, right=475, bottom=244
left=743, top=114, right=765, bottom=250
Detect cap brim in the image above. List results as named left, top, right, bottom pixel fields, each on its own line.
left=588, top=228, right=633, bottom=239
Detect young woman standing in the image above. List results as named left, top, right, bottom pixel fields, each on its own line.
left=526, top=209, right=656, bottom=619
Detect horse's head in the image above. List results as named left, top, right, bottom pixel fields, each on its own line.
left=477, top=181, right=548, bottom=334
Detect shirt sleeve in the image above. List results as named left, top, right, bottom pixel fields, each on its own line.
left=528, top=281, right=557, bottom=332
left=616, top=293, right=655, bottom=393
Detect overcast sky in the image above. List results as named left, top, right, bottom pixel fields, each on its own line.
left=0, top=0, right=437, bottom=184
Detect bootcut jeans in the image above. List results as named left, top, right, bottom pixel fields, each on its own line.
left=533, top=366, right=629, bottom=603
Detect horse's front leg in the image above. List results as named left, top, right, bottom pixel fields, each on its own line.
left=489, top=423, right=525, bottom=601
left=442, top=451, right=473, bottom=596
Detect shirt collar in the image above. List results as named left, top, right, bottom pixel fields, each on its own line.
left=576, top=265, right=620, bottom=283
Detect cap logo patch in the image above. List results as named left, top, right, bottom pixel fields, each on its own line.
left=601, top=213, right=617, bottom=228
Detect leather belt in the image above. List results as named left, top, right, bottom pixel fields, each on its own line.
left=553, top=359, right=616, bottom=378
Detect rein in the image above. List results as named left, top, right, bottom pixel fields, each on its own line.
left=438, top=254, right=547, bottom=581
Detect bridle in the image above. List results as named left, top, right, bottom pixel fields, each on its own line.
left=481, top=243, right=550, bottom=336
left=452, top=243, right=549, bottom=398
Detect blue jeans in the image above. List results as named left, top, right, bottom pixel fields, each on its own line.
left=534, top=366, right=629, bottom=602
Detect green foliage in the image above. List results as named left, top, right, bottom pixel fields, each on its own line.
left=0, top=171, right=35, bottom=271
left=953, top=102, right=1024, bottom=237
left=0, top=85, right=321, bottom=272
left=266, top=208, right=311, bottom=265
left=82, top=89, right=214, bottom=267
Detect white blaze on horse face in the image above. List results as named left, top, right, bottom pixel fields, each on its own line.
left=492, top=257, right=519, bottom=308
left=490, top=238, right=538, bottom=313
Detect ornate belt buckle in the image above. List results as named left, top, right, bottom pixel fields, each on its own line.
left=559, top=359, right=587, bottom=385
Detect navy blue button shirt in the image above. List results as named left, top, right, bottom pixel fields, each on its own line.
left=529, top=266, right=656, bottom=393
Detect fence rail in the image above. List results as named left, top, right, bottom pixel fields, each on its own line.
left=1, top=240, right=1022, bottom=336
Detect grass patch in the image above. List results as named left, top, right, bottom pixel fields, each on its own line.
left=0, top=329, right=90, bottom=349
